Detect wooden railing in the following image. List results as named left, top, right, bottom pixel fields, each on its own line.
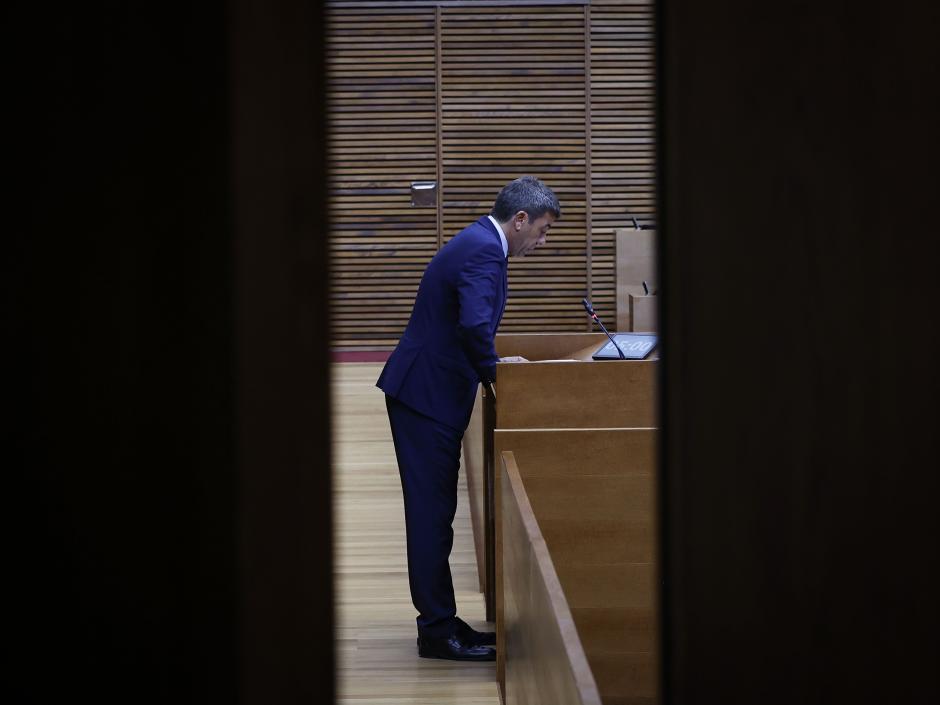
left=497, top=429, right=658, bottom=705
left=500, top=450, right=603, bottom=705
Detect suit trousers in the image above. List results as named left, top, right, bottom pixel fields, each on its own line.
left=385, top=394, right=465, bottom=638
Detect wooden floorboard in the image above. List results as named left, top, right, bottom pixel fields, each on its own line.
left=333, top=363, right=500, bottom=704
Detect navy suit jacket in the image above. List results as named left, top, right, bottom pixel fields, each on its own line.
left=377, top=216, right=508, bottom=431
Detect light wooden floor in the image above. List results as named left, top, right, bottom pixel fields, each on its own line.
left=333, top=363, right=500, bottom=705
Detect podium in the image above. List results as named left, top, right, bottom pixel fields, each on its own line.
left=462, top=333, right=659, bottom=703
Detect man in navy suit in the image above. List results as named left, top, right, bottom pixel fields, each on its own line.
left=377, top=176, right=560, bottom=661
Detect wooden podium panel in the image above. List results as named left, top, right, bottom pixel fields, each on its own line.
left=463, top=386, right=487, bottom=593
left=496, top=431, right=658, bottom=705
left=496, top=361, right=657, bottom=430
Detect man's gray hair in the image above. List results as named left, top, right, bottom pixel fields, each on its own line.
left=490, top=176, right=561, bottom=222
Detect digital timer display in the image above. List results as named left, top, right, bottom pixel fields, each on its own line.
left=592, top=334, right=658, bottom=360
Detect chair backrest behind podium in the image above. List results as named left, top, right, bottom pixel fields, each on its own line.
left=616, top=228, right=657, bottom=332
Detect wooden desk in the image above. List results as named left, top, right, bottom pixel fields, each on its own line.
left=463, top=333, right=658, bottom=621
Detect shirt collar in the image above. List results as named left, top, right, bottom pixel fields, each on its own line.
left=487, top=215, right=509, bottom=258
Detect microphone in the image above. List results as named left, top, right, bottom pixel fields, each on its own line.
left=582, top=298, right=625, bottom=359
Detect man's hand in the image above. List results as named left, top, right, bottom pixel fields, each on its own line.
left=498, top=355, right=529, bottom=363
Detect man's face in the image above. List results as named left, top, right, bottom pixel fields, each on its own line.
left=508, top=211, right=555, bottom=257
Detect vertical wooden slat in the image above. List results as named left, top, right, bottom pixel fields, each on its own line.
left=584, top=3, right=594, bottom=331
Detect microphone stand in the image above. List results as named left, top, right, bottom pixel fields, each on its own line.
left=582, top=298, right=625, bottom=359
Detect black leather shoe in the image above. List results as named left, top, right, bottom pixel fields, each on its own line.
left=455, top=618, right=496, bottom=647
left=416, top=633, right=495, bottom=661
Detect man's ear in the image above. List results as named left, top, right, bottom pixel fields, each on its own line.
left=514, top=211, right=528, bottom=230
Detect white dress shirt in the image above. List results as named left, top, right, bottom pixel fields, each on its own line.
left=487, top=215, right=509, bottom=258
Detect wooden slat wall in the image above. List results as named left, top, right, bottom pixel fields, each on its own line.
left=327, top=0, right=656, bottom=350
left=327, top=6, right=439, bottom=349
left=589, top=0, right=656, bottom=326
left=440, top=5, right=588, bottom=333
